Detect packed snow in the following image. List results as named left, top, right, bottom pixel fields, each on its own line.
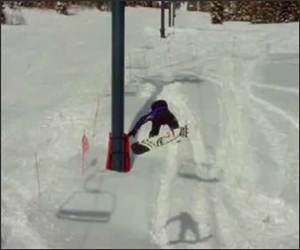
left=1, top=6, right=299, bottom=249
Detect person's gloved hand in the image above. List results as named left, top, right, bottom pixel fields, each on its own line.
left=128, top=129, right=137, bottom=137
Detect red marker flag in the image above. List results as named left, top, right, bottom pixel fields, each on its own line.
left=82, top=133, right=89, bottom=154
left=81, top=132, right=89, bottom=175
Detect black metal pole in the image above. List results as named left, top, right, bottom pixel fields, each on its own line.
left=172, top=0, right=176, bottom=26
left=160, top=0, right=166, bottom=38
left=168, top=0, right=172, bottom=27
left=111, top=0, right=125, bottom=172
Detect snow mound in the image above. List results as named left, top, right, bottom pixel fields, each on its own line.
left=4, top=8, right=26, bottom=25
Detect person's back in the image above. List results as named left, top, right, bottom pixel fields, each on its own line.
left=128, top=100, right=179, bottom=138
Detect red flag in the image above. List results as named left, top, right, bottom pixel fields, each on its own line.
left=82, top=133, right=89, bottom=154
left=81, top=133, right=89, bottom=175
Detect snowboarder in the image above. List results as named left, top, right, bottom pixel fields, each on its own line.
left=166, top=212, right=201, bottom=244
left=128, top=100, right=179, bottom=138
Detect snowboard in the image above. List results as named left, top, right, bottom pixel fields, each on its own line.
left=131, top=125, right=188, bottom=155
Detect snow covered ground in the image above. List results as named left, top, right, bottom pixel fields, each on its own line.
left=1, top=6, right=299, bottom=249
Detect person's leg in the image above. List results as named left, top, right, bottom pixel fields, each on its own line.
left=169, top=119, right=179, bottom=129
left=178, top=227, right=186, bottom=241
left=149, top=122, right=161, bottom=137
left=166, top=111, right=179, bottom=130
left=167, top=117, right=179, bottom=135
left=191, top=227, right=201, bottom=242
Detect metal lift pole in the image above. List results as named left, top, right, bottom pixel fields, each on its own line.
left=172, top=0, right=176, bottom=26
left=111, top=0, right=125, bottom=171
left=160, top=0, right=166, bottom=38
left=168, top=0, right=172, bottom=27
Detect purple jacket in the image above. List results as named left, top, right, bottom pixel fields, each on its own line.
left=131, top=106, right=178, bottom=134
